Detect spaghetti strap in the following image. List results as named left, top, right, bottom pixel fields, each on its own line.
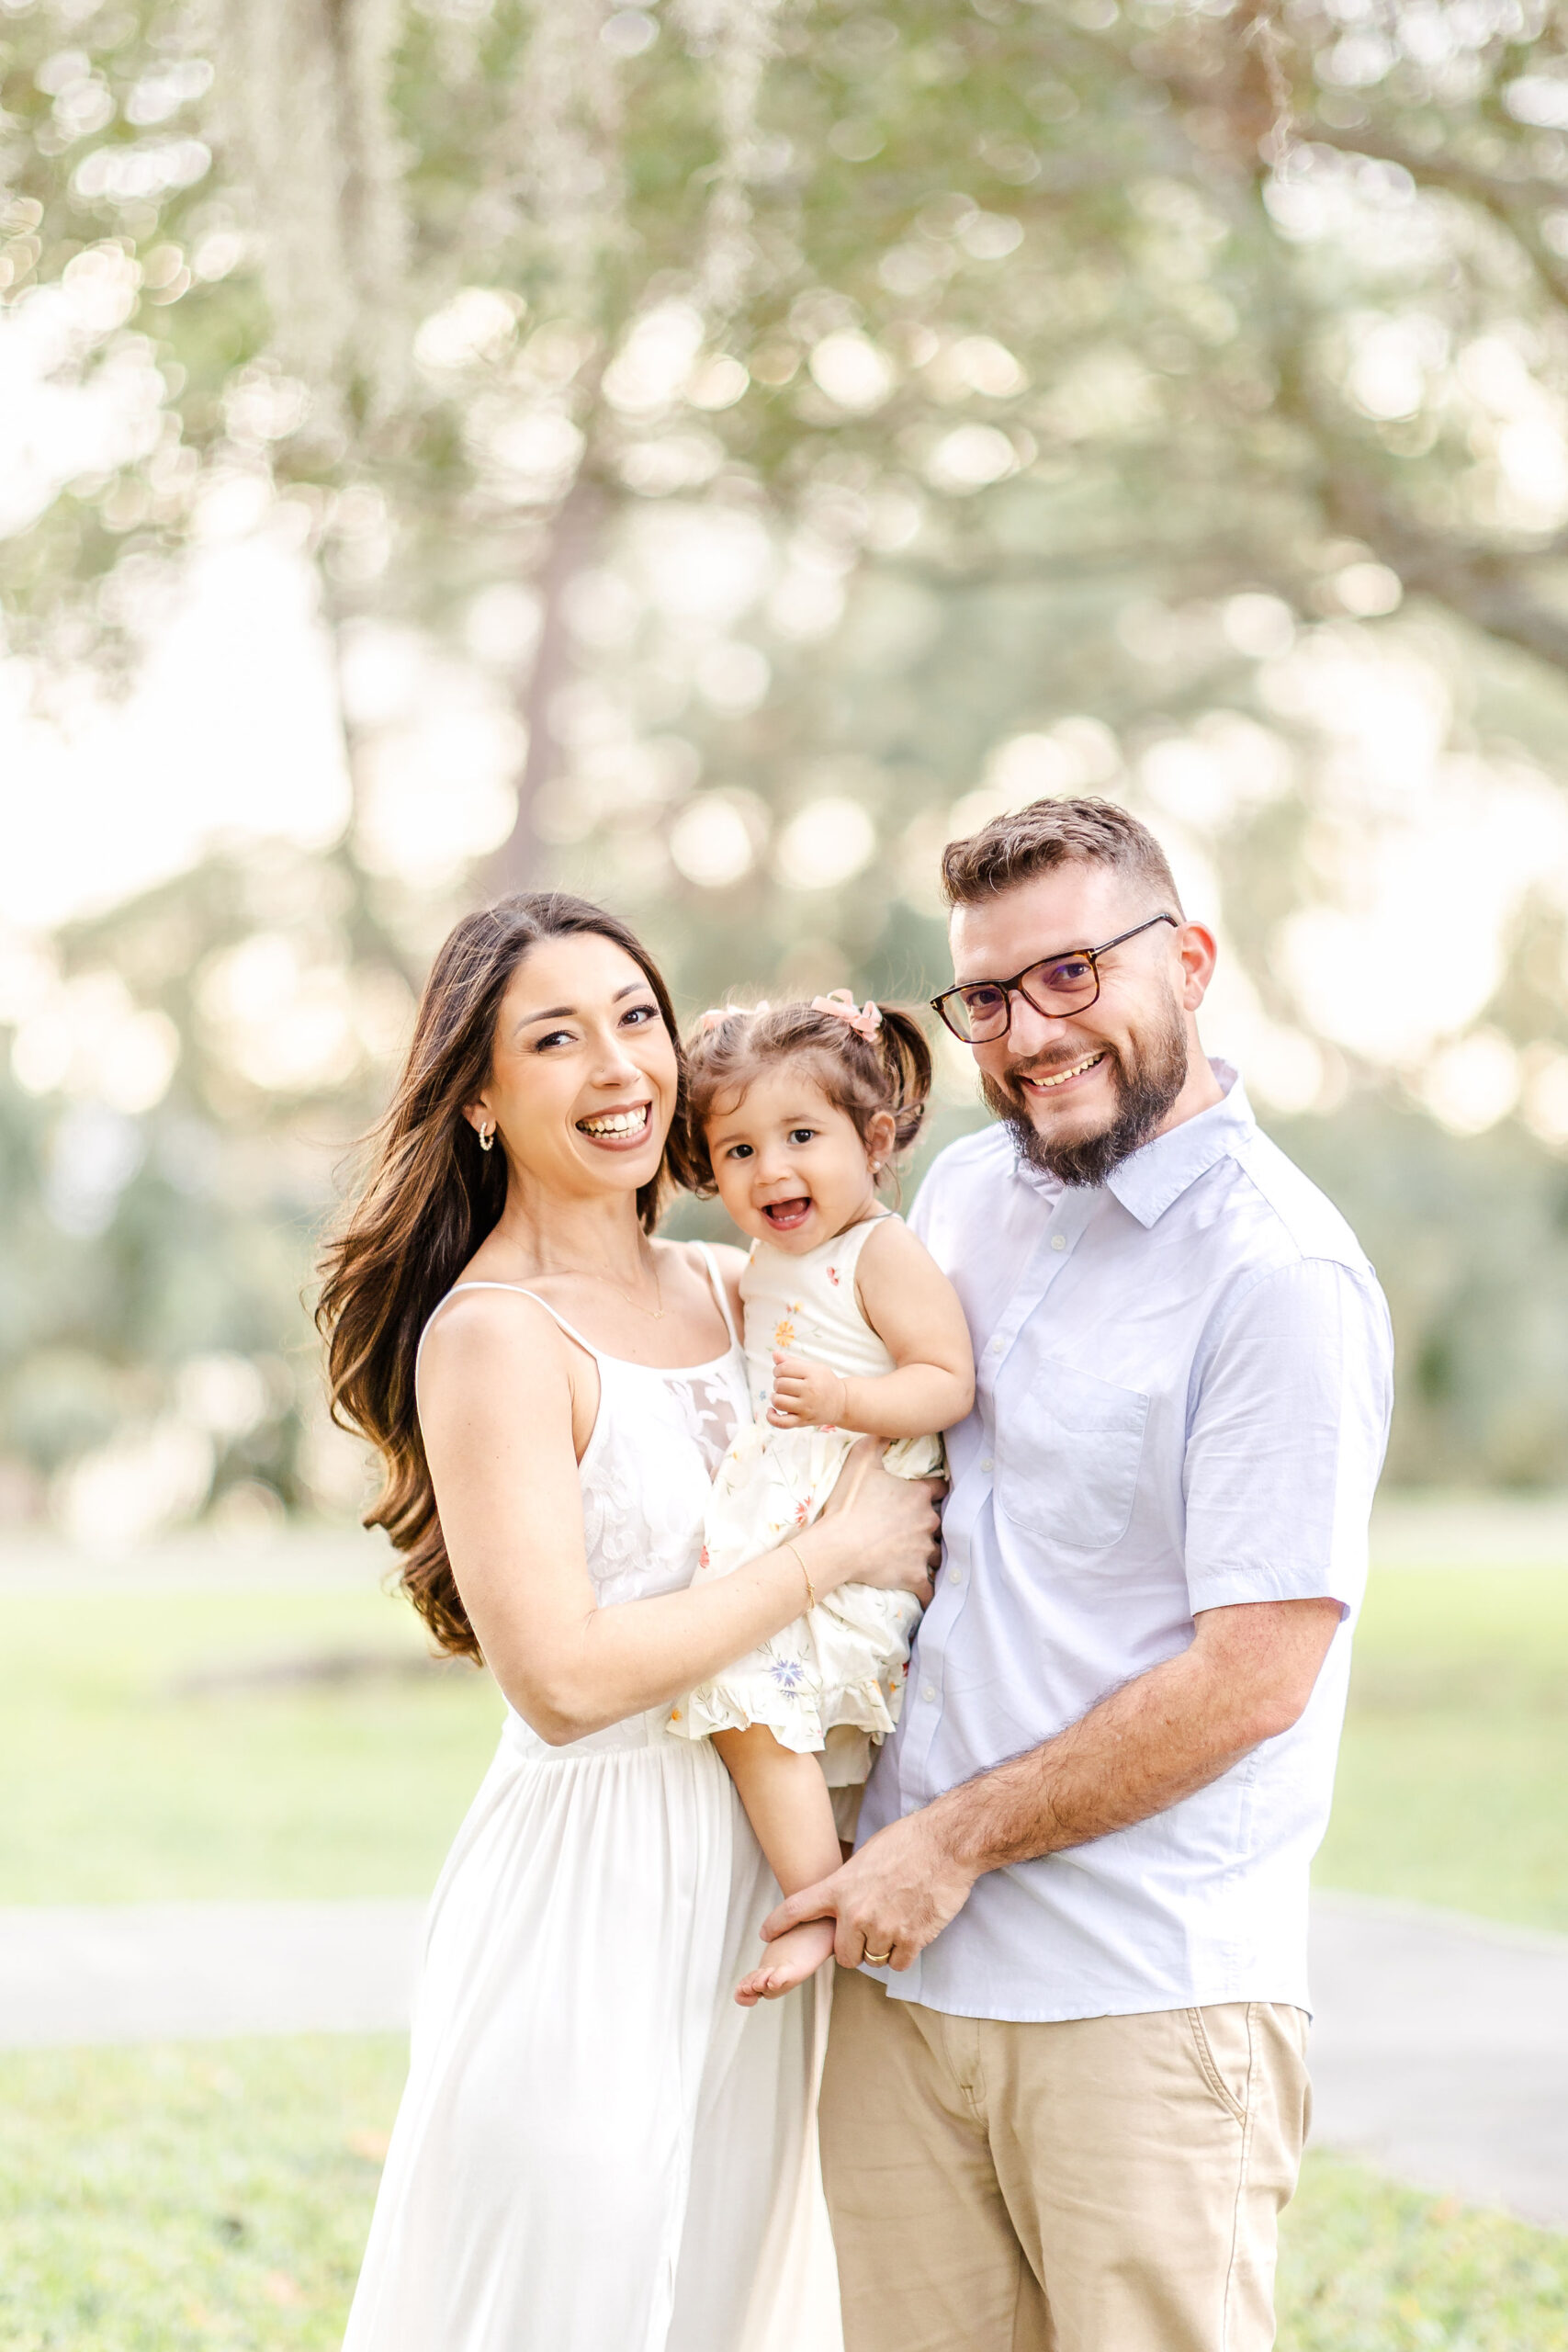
left=415, top=1281, right=601, bottom=1378
left=415, top=1261, right=739, bottom=1380
left=694, top=1242, right=740, bottom=1348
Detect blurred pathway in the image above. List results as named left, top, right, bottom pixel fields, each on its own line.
left=2, top=1890, right=1565, bottom=2229
left=1308, top=1890, right=1568, bottom=2229
left=0, top=1899, right=423, bottom=2045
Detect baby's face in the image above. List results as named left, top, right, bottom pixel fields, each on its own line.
left=705, top=1064, right=878, bottom=1254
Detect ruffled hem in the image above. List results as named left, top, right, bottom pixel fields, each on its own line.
left=668, top=1668, right=905, bottom=1762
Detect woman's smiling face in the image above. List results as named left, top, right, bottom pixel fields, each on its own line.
left=471, top=932, right=679, bottom=1206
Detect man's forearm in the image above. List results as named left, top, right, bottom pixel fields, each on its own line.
left=929, top=1642, right=1266, bottom=1877
left=760, top=1598, right=1339, bottom=1969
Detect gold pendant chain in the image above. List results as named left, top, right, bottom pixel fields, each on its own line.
left=576, top=1255, right=667, bottom=1320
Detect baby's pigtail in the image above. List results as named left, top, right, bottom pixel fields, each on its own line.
left=871, top=1004, right=933, bottom=1156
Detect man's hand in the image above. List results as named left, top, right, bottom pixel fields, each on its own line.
left=768, top=1350, right=849, bottom=1430
left=759, top=1806, right=980, bottom=1973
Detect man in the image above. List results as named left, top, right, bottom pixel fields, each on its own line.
left=763, top=798, right=1393, bottom=2352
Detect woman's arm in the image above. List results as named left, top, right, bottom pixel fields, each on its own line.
left=418, top=1291, right=940, bottom=1746
left=769, top=1219, right=976, bottom=1441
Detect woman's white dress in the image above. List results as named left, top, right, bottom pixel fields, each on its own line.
left=342, top=1254, right=842, bottom=2352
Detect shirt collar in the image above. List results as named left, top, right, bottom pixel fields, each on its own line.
left=1010, top=1137, right=1064, bottom=1204
left=1103, top=1059, right=1253, bottom=1228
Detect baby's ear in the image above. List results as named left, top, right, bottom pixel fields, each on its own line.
left=865, top=1108, right=898, bottom=1170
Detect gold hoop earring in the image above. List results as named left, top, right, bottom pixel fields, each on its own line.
left=479, top=1122, right=495, bottom=1152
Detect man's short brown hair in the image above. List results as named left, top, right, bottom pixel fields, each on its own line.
left=941, top=796, right=1183, bottom=916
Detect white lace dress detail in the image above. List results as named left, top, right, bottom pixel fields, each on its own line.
left=342, top=1250, right=841, bottom=2352
left=577, top=1360, right=743, bottom=1610
left=667, top=1217, right=941, bottom=1795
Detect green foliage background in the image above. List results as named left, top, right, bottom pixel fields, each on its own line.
left=8, top=0, right=1568, bottom=1518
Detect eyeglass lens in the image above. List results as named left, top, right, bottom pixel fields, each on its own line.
left=950, top=954, right=1098, bottom=1042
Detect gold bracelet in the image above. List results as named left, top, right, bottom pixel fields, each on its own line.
left=784, top=1540, right=817, bottom=1613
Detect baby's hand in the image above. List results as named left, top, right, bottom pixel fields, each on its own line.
left=769, top=1351, right=848, bottom=1430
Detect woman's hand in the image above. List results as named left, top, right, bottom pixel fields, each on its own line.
left=815, top=1436, right=942, bottom=1605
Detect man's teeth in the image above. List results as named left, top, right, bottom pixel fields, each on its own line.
left=580, top=1106, right=649, bottom=1136
left=1027, top=1053, right=1106, bottom=1091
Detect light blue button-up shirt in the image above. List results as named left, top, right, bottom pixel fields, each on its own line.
left=858, top=1065, right=1393, bottom=2023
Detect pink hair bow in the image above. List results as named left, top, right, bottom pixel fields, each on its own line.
left=811, top=989, right=882, bottom=1040
left=699, top=1001, right=770, bottom=1033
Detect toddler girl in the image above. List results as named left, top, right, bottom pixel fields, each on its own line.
left=669, top=992, right=974, bottom=2004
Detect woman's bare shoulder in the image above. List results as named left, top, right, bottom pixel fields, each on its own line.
left=676, top=1237, right=747, bottom=1275
left=651, top=1236, right=746, bottom=1277
left=418, top=1283, right=573, bottom=1391
left=662, top=1236, right=747, bottom=1325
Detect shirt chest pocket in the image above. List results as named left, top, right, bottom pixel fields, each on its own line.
left=994, top=1361, right=1150, bottom=1555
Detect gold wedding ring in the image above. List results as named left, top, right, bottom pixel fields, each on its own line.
left=863, top=1948, right=892, bottom=1967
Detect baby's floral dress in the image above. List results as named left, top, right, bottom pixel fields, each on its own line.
left=670, top=1216, right=942, bottom=1827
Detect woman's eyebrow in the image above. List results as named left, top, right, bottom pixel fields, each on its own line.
left=514, top=982, right=649, bottom=1029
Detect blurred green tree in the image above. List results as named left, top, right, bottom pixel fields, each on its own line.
left=7, top=0, right=1568, bottom=1516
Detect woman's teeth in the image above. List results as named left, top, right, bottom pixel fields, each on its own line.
left=1026, top=1052, right=1106, bottom=1091
left=579, top=1105, right=649, bottom=1137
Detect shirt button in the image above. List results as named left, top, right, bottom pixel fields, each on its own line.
left=1050, top=1232, right=1067, bottom=1251
left=980, top=1457, right=994, bottom=1472
left=920, top=1682, right=937, bottom=1702
left=987, top=1336, right=1004, bottom=1353
left=948, top=1566, right=964, bottom=1584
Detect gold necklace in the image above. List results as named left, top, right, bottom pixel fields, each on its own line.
left=576, top=1254, right=667, bottom=1320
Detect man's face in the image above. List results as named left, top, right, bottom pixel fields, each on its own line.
left=948, top=862, right=1201, bottom=1186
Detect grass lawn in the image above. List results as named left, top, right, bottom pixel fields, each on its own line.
left=2, top=1556, right=1566, bottom=2344
left=1278, top=2152, right=1568, bottom=2350
left=0, top=2033, right=1564, bottom=2351
left=0, top=2037, right=397, bottom=2351
left=0, top=1587, right=502, bottom=1904
left=1315, top=1564, right=1568, bottom=1932
left=4, top=1561, right=1564, bottom=1920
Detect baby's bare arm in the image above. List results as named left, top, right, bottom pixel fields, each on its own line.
left=769, top=1220, right=975, bottom=1439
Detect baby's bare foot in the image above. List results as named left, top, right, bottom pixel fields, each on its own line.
left=735, top=1917, right=837, bottom=2007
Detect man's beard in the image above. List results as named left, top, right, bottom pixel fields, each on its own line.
left=982, top=998, right=1190, bottom=1188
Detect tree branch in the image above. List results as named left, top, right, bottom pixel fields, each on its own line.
left=487, top=472, right=601, bottom=898
left=1317, top=447, right=1568, bottom=673
left=1304, top=119, right=1568, bottom=315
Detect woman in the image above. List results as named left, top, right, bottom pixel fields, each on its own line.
left=318, top=892, right=940, bottom=2352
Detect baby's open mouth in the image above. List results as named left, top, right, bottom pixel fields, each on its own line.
left=577, top=1102, right=651, bottom=1140
left=1021, top=1052, right=1106, bottom=1094
left=761, top=1196, right=814, bottom=1231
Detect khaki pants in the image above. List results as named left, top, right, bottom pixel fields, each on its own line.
left=819, top=1964, right=1310, bottom=2352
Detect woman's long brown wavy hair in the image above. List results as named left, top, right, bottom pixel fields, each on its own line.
left=316, top=893, right=694, bottom=1662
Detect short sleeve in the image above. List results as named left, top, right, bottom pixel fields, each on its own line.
left=1182, top=1257, right=1393, bottom=1620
